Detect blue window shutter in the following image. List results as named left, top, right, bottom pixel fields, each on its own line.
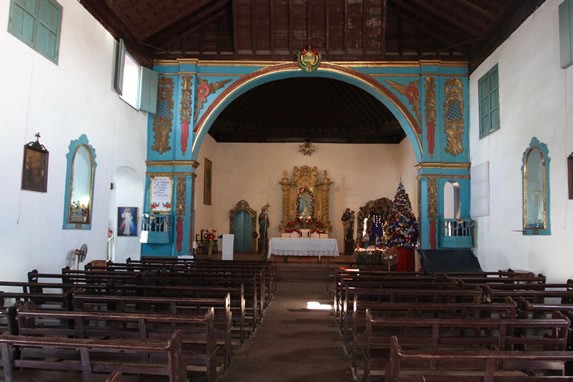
left=8, top=0, right=37, bottom=45
left=478, top=65, right=499, bottom=138
left=114, top=39, right=126, bottom=95
left=36, top=0, right=62, bottom=62
left=139, top=67, right=158, bottom=113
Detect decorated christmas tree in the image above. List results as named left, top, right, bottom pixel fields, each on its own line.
left=385, top=182, right=418, bottom=248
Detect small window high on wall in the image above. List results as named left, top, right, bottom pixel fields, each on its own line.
left=8, top=0, right=62, bottom=64
left=114, top=39, right=158, bottom=113
left=478, top=64, right=500, bottom=138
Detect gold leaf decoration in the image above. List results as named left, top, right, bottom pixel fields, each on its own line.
left=386, top=79, right=422, bottom=125
left=151, top=77, right=174, bottom=154
left=428, top=177, right=438, bottom=221
left=176, top=176, right=186, bottom=219
left=444, top=78, right=464, bottom=156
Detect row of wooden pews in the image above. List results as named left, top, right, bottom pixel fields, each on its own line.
left=333, top=267, right=573, bottom=381
left=0, top=257, right=276, bottom=381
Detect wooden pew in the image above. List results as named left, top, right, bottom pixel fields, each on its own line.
left=106, top=371, right=123, bottom=382
left=24, top=271, right=251, bottom=343
left=346, top=295, right=519, bottom=353
left=385, top=335, right=573, bottom=382
left=121, top=258, right=277, bottom=299
left=71, top=290, right=233, bottom=370
left=16, top=301, right=218, bottom=380
left=29, top=267, right=262, bottom=334
left=0, top=330, right=188, bottom=382
left=339, top=284, right=484, bottom=335
left=358, top=309, right=571, bottom=381
left=483, top=283, right=573, bottom=304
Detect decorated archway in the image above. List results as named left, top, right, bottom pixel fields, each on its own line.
left=142, top=59, right=471, bottom=256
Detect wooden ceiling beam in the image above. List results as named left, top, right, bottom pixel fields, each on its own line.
left=408, top=0, right=484, bottom=37
left=387, top=7, right=460, bottom=54
left=390, top=1, right=470, bottom=41
left=78, top=0, right=153, bottom=67
left=469, top=0, right=546, bottom=72
left=144, top=0, right=231, bottom=47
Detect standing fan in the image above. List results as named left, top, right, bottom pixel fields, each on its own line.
left=74, top=244, right=88, bottom=270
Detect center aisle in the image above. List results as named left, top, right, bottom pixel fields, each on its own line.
left=219, top=281, right=353, bottom=382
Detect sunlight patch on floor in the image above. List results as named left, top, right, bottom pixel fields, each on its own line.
left=306, top=301, right=332, bottom=310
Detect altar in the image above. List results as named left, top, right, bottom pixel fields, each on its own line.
left=268, top=238, right=339, bottom=260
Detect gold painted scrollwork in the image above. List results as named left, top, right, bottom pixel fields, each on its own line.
left=176, top=176, right=186, bottom=219
left=428, top=178, right=438, bottom=221
left=152, top=77, right=174, bottom=154
left=444, top=78, right=465, bottom=156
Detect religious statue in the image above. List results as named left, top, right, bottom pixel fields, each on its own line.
left=341, top=208, right=356, bottom=256
left=258, top=203, right=270, bottom=256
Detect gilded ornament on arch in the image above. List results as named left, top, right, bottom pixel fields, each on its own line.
left=386, top=79, right=422, bottom=125
left=444, top=78, right=465, bottom=156
left=296, top=48, right=321, bottom=72
left=151, top=77, right=174, bottom=154
left=176, top=176, right=186, bottom=219
left=194, top=77, right=232, bottom=122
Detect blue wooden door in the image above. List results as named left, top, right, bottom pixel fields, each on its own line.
left=233, top=211, right=253, bottom=252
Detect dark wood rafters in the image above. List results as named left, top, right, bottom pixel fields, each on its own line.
left=77, top=0, right=547, bottom=143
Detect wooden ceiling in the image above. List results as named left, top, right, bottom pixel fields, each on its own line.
left=79, top=0, right=545, bottom=144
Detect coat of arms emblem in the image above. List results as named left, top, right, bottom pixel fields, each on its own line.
left=296, top=48, right=321, bottom=72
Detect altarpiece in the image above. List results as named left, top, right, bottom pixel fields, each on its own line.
left=279, top=166, right=333, bottom=233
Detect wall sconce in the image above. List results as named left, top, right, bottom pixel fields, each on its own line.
left=568, top=153, right=573, bottom=199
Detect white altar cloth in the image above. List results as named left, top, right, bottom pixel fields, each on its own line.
left=268, top=238, right=339, bottom=259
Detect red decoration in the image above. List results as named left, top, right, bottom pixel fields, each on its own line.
left=181, top=122, right=189, bottom=154
left=176, top=218, right=183, bottom=252
left=427, top=121, right=435, bottom=157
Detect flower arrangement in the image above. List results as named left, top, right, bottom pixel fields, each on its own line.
left=204, top=228, right=217, bottom=242
left=203, top=228, right=217, bottom=256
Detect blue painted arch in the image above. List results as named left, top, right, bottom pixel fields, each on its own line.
left=191, top=62, right=423, bottom=162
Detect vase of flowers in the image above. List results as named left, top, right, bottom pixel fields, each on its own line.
left=204, top=228, right=217, bottom=257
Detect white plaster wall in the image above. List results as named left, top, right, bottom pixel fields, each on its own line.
left=196, top=135, right=418, bottom=251
left=0, top=0, right=147, bottom=279
left=470, top=0, right=573, bottom=282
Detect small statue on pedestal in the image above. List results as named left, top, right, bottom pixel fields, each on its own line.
left=341, top=208, right=355, bottom=256
left=258, top=203, right=270, bottom=257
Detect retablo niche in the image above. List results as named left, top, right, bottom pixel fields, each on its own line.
left=279, top=166, right=332, bottom=234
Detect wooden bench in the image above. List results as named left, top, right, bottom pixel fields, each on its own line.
left=15, top=301, right=218, bottom=381
left=339, top=284, right=485, bottom=334
left=106, top=371, right=122, bottom=382
left=385, top=335, right=573, bottom=382
left=0, top=330, right=187, bottom=382
left=71, top=290, right=233, bottom=370
left=358, top=308, right=571, bottom=381
left=483, top=284, right=573, bottom=304
left=346, top=295, right=519, bottom=352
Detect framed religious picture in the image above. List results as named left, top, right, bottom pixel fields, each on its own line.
left=117, top=207, right=138, bottom=237
left=203, top=158, right=212, bottom=205
left=21, top=134, right=49, bottom=192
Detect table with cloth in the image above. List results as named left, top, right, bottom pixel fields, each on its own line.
left=268, top=238, right=339, bottom=260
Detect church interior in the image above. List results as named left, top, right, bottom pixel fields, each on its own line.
left=4, top=0, right=573, bottom=380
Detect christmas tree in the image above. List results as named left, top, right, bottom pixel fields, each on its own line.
left=385, top=182, right=418, bottom=248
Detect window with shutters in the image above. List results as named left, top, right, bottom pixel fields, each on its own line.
left=8, top=0, right=62, bottom=64
left=113, top=39, right=158, bottom=113
left=478, top=64, right=500, bottom=139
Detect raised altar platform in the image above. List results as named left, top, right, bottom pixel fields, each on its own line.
left=268, top=238, right=339, bottom=261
